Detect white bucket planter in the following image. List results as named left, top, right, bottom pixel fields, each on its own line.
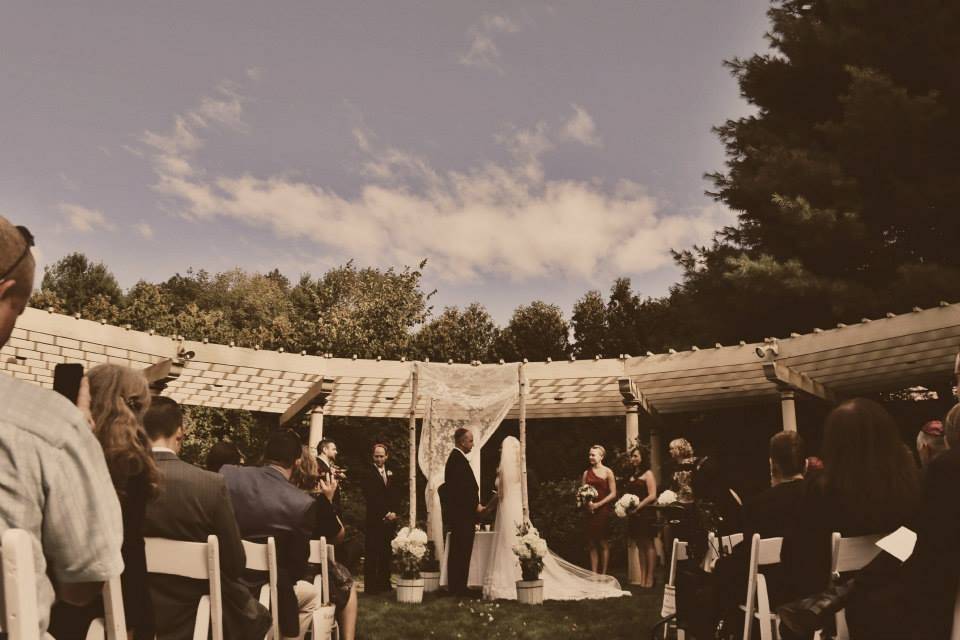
left=312, top=604, right=336, bottom=638
left=421, top=570, right=441, bottom=593
left=396, top=577, right=425, bottom=604
left=516, top=579, right=544, bottom=605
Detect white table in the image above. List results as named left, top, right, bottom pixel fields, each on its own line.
left=439, top=530, right=494, bottom=588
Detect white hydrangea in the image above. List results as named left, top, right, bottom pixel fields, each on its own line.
left=656, top=489, right=678, bottom=505
left=408, top=528, right=429, bottom=545
left=615, top=493, right=641, bottom=518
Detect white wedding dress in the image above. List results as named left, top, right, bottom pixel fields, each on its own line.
left=481, top=436, right=630, bottom=601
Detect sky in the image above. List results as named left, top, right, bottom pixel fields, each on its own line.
left=2, top=1, right=771, bottom=324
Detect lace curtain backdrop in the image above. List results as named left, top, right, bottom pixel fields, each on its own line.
left=416, top=362, right=520, bottom=553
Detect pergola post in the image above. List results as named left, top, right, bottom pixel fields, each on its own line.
left=625, top=403, right=640, bottom=450
left=779, top=389, right=798, bottom=432
left=519, top=364, right=529, bottom=524
left=648, top=419, right=663, bottom=489
left=408, top=369, right=419, bottom=529
left=308, top=404, right=325, bottom=451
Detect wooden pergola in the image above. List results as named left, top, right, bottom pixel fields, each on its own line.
left=4, top=302, right=959, bottom=525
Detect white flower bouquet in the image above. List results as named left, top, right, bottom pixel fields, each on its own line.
left=614, top=493, right=641, bottom=518
left=391, top=527, right=429, bottom=579
left=576, top=484, right=599, bottom=509
left=512, top=523, right=548, bottom=581
left=656, top=489, right=678, bottom=506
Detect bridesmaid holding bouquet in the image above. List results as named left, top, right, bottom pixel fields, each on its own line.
left=581, top=445, right=617, bottom=575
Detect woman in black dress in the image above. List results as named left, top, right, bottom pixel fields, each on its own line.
left=623, top=447, right=657, bottom=587
left=49, top=364, right=159, bottom=639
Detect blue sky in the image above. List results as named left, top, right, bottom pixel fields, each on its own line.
left=2, top=1, right=770, bottom=323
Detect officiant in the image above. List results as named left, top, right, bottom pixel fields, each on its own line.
left=360, top=443, right=399, bottom=594
left=441, top=428, right=488, bottom=597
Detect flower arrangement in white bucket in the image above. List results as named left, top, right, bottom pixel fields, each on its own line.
left=391, top=527, right=429, bottom=603
left=576, top=484, right=599, bottom=509
left=512, top=523, right=548, bottom=581
left=614, top=493, right=640, bottom=518
left=391, top=527, right=429, bottom=578
left=656, top=489, right=678, bottom=506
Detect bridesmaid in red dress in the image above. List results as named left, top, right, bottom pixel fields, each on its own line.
left=581, top=444, right=617, bottom=575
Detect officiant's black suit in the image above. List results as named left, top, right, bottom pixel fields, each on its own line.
left=443, top=448, right=479, bottom=595
left=361, top=463, right=398, bottom=594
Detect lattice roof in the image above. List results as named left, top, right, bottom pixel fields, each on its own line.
left=3, top=303, right=959, bottom=419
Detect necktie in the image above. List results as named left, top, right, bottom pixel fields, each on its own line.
left=380, top=467, right=387, bottom=485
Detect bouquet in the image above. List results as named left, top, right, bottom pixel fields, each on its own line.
left=391, top=527, right=429, bottom=579
left=614, top=493, right=641, bottom=518
left=512, top=523, right=549, bottom=581
left=656, top=489, right=678, bottom=506
left=576, top=484, right=599, bottom=509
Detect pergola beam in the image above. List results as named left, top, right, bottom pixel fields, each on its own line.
left=763, top=361, right=836, bottom=402
left=280, top=376, right=335, bottom=428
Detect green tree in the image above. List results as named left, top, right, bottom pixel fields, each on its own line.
left=571, top=290, right=607, bottom=357
left=411, top=303, right=500, bottom=363
left=496, top=301, right=570, bottom=362
left=180, top=406, right=271, bottom=467
left=34, top=253, right=123, bottom=316
left=681, top=0, right=960, bottom=344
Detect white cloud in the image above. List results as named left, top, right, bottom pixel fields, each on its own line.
left=135, top=222, right=155, bottom=239
left=141, top=80, right=728, bottom=284
left=459, top=14, right=520, bottom=73
left=559, top=104, right=601, bottom=147
left=59, top=203, right=115, bottom=233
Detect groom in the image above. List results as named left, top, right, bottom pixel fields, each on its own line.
left=443, top=427, right=486, bottom=596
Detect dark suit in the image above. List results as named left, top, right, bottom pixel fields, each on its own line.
left=361, top=463, right=398, bottom=593
left=220, top=464, right=316, bottom=639
left=143, top=451, right=270, bottom=640
left=909, top=445, right=960, bottom=639
left=443, top=448, right=479, bottom=595
left=317, top=456, right=343, bottom=514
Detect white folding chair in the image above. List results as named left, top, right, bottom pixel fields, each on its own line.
left=145, top=535, right=223, bottom=640
left=84, top=574, right=127, bottom=640
left=704, top=531, right=744, bottom=572
left=1, top=529, right=40, bottom=640
left=828, top=532, right=883, bottom=640
left=951, top=580, right=960, bottom=640
left=308, top=539, right=339, bottom=640
left=662, top=539, right=688, bottom=640
left=741, top=534, right=784, bottom=640
left=242, top=538, right=279, bottom=640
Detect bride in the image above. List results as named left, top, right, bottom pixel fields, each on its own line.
left=482, top=436, right=630, bottom=600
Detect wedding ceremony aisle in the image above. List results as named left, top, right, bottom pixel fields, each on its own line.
left=356, top=574, right=663, bottom=640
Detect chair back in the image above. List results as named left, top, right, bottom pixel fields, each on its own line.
left=667, top=539, right=688, bottom=588
left=829, top=532, right=885, bottom=640
left=145, top=535, right=223, bottom=640
left=1, top=529, right=39, bottom=640
left=85, top=574, right=127, bottom=640
left=243, top=538, right=279, bottom=640
left=951, top=581, right=960, bottom=640
left=742, top=534, right=784, bottom=640
left=308, top=538, right=331, bottom=604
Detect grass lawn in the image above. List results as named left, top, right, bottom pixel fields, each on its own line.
left=355, top=571, right=664, bottom=639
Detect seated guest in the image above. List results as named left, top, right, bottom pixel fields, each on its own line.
left=142, top=397, right=270, bottom=640
left=221, top=431, right=322, bottom=640
left=0, top=215, right=124, bottom=636
left=779, top=399, right=920, bottom=640
left=743, top=431, right=806, bottom=542
left=915, top=420, right=946, bottom=468
left=50, top=364, right=159, bottom=640
left=206, top=440, right=244, bottom=472
left=291, top=446, right=358, bottom=639
left=909, top=404, right=960, bottom=639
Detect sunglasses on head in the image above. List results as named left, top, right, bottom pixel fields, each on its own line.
left=0, top=226, right=34, bottom=282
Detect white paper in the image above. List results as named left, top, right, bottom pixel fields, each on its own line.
left=875, top=526, right=917, bottom=562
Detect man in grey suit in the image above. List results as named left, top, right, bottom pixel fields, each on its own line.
left=142, top=397, right=270, bottom=640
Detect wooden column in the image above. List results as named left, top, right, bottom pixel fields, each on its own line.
left=519, top=364, right=530, bottom=524
left=625, top=403, right=640, bottom=450
left=649, top=422, right=663, bottom=489
left=408, top=369, right=419, bottom=528
left=780, top=389, right=798, bottom=432
left=308, top=404, right=326, bottom=451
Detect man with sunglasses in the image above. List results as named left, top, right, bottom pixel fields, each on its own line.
left=0, top=216, right=124, bottom=635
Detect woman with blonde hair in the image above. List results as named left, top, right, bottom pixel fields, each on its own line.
left=581, top=444, right=617, bottom=575
left=49, top=364, right=159, bottom=639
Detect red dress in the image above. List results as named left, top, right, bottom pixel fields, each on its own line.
left=584, top=467, right=612, bottom=543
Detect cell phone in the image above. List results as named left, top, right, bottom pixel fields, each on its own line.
left=53, top=363, right=84, bottom=405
